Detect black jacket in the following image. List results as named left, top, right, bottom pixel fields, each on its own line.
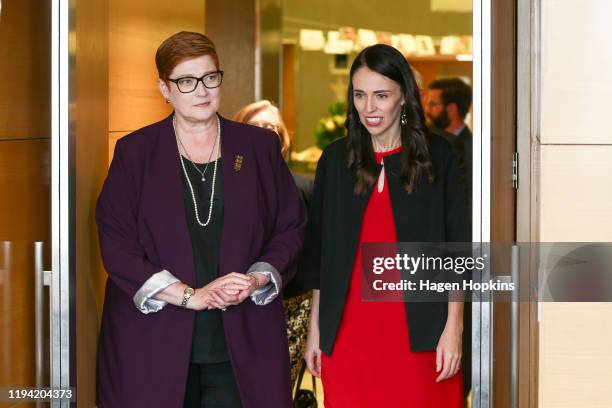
left=434, top=125, right=473, bottom=395
left=297, top=135, right=468, bottom=354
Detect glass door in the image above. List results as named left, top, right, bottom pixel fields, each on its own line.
left=1, top=0, right=73, bottom=406
left=0, top=0, right=53, bottom=406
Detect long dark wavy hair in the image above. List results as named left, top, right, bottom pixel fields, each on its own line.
left=346, top=44, right=433, bottom=194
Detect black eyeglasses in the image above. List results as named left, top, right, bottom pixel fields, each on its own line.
left=167, top=70, right=224, bottom=93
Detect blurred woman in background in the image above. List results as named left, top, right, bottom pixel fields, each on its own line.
left=234, top=100, right=313, bottom=208
left=234, top=100, right=313, bottom=387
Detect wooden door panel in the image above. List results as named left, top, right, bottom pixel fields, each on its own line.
left=491, top=0, right=517, bottom=406
left=0, top=0, right=51, bottom=141
left=0, top=139, right=51, bottom=407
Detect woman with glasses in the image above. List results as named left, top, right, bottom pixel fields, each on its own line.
left=96, top=31, right=306, bottom=408
left=298, top=44, right=467, bottom=407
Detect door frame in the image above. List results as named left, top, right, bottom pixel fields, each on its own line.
left=516, top=0, right=541, bottom=407
left=471, top=0, right=492, bottom=404
left=472, top=0, right=541, bottom=407
left=50, top=0, right=73, bottom=405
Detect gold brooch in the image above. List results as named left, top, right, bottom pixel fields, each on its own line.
left=234, top=155, right=244, bottom=172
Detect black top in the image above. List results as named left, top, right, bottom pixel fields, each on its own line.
left=291, top=173, right=314, bottom=210
left=181, top=156, right=229, bottom=363
left=297, top=135, right=468, bottom=354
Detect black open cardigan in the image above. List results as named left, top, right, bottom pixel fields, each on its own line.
left=297, top=134, right=468, bottom=354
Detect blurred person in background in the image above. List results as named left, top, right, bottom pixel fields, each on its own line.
left=425, top=77, right=472, bottom=138
left=234, top=100, right=313, bottom=208
left=426, top=77, right=472, bottom=237
left=234, top=100, right=314, bottom=388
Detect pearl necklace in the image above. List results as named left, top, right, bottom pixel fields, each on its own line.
left=176, top=124, right=219, bottom=182
left=173, top=115, right=220, bottom=227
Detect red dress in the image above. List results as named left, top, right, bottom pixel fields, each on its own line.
left=320, top=147, right=463, bottom=408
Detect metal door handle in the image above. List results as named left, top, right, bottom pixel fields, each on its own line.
left=34, top=242, right=52, bottom=390
left=494, top=245, right=519, bottom=408
left=510, top=244, right=519, bottom=408
left=1, top=242, right=11, bottom=379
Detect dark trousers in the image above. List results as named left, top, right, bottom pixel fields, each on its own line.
left=183, top=362, right=243, bottom=408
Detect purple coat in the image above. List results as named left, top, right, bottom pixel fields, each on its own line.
left=95, top=114, right=306, bottom=408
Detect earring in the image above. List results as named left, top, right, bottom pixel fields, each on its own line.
left=400, top=105, right=408, bottom=126
left=165, top=99, right=170, bottom=104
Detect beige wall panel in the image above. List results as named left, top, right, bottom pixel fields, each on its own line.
left=540, top=0, right=612, bottom=145
left=0, top=0, right=51, bottom=140
left=109, top=0, right=206, bottom=133
left=539, top=303, right=612, bottom=408
left=540, top=145, right=612, bottom=242
left=539, top=145, right=612, bottom=406
left=539, top=1, right=612, bottom=406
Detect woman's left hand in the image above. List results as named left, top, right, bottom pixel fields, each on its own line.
left=211, top=272, right=270, bottom=309
left=435, top=321, right=463, bottom=382
left=233, top=273, right=270, bottom=301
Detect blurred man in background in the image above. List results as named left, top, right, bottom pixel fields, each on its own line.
left=426, top=77, right=472, bottom=234
left=426, top=77, right=472, bottom=139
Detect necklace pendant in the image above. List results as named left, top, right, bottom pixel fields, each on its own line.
left=201, top=175, right=206, bottom=182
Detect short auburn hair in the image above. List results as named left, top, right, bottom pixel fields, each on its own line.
left=234, top=100, right=291, bottom=159
left=155, top=31, right=219, bottom=81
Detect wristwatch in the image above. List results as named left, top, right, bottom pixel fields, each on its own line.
left=181, top=286, right=195, bottom=308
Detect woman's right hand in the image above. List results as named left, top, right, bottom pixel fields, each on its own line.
left=186, top=284, right=228, bottom=311
left=188, top=273, right=253, bottom=311
left=304, top=325, right=322, bottom=378
left=304, top=289, right=322, bottom=377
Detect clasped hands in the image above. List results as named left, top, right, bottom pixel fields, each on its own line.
left=187, top=272, right=270, bottom=311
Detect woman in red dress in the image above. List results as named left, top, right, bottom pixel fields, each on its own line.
left=298, top=44, right=467, bottom=407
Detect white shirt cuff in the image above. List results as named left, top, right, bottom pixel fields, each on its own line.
left=247, top=262, right=282, bottom=305
left=133, top=270, right=180, bottom=314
